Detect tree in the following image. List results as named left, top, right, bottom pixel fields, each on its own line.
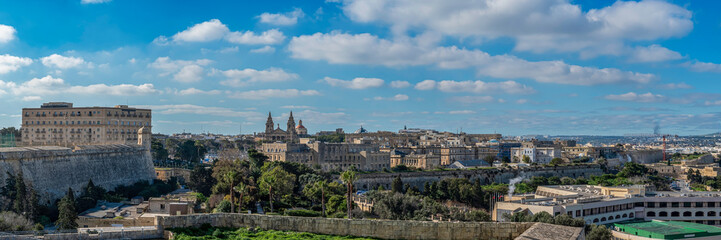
left=151, top=139, right=169, bottom=161
left=483, top=155, right=496, bottom=163
left=587, top=225, right=613, bottom=240
left=340, top=170, right=358, bottom=219
left=259, top=166, right=295, bottom=213
left=618, top=162, right=649, bottom=178
left=56, top=188, right=78, bottom=229
left=522, top=155, right=531, bottom=164
left=549, top=158, right=563, bottom=165
left=0, top=172, right=17, bottom=211
left=13, top=172, right=27, bottom=215
left=302, top=180, right=328, bottom=216
left=188, top=166, right=215, bottom=196
left=223, top=170, right=238, bottom=213
left=175, top=140, right=207, bottom=163
left=391, top=175, right=404, bottom=193
left=233, top=182, right=248, bottom=212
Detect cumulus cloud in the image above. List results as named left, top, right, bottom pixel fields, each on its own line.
left=173, top=88, right=222, bottom=95
left=289, top=32, right=654, bottom=85
left=0, top=54, right=32, bottom=74
left=686, top=61, right=721, bottom=73
left=173, top=65, right=205, bottom=83
left=41, top=54, right=89, bottom=69
left=22, top=96, right=41, bottom=102
left=322, top=77, right=384, bottom=89
left=157, top=19, right=285, bottom=45
left=219, top=68, right=299, bottom=87
left=148, top=57, right=211, bottom=82
left=172, top=19, right=229, bottom=42
left=250, top=46, right=276, bottom=53
left=604, top=92, right=665, bottom=103
left=0, top=24, right=16, bottom=43
left=414, top=80, right=534, bottom=94
left=339, top=0, right=692, bottom=57
left=629, top=45, right=683, bottom=63
left=0, top=75, right=158, bottom=100
left=258, top=8, right=305, bottom=26
left=225, top=29, right=286, bottom=45
left=372, top=94, right=409, bottom=101
left=389, top=80, right=411, bottom=88
left=228, top=89, right=320, bottom=100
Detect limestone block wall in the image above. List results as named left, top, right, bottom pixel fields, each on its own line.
left=0, top=145, right=155, bottom=202
left=157, top=213, right=538, bottom=240
left=353, top=165, right=604, bottom=191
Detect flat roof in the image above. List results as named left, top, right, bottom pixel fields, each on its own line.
left=614, top=220, right=721, bottom=239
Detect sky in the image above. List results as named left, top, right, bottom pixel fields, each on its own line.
left=0, top=0, right=720, bottom=136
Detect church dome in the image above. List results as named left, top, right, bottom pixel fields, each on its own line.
left=296, top=120, right=306, bottom=129
left=354, top=125, right=367, bottom=134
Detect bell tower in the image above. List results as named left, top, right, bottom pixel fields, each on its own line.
left=265, top=112, right=274, bottom=133
left=287, top=111, right=296, bottom=134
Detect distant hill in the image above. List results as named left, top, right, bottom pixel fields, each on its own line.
left=696, top=132, right=721, bottom=137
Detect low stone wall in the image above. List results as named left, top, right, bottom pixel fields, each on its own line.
left=157, top=213, right=537, bottom=240
left=43, top=229, right=162, bottom=240
left=77, top=216, right=156, bottom=228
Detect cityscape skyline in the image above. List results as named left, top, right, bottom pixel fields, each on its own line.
left=1, top=0, right=721, bottom=136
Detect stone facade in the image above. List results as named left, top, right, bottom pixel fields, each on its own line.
left=0, top=144, right=155, bottom=201
left=261, top=141, right=391, bottom=171
left=157, top=213, right=542, bottom=240
left=20, top=102, right=152, bottom=147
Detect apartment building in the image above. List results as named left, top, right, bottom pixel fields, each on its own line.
left=21, top=102, right=151, bottom=147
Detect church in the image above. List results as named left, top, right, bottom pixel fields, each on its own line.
left=263, top=111, right=308, bottom=142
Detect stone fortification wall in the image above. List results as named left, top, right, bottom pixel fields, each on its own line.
left=157, top=213, right=538, bottom=240
left=0, top=145, right=155, bottom=202
left=354, top=165, right=604, bottom=191
left=624, top=149, right=663, bottom=164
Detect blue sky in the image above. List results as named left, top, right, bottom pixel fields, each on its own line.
left=0, top=0, right=720, bottom=136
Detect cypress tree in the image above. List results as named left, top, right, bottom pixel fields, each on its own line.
left=13, top=172, right=27, bottom=215
left=56, top=188, right=78, bottom=229
left=391, top=175, right=403, bottom=193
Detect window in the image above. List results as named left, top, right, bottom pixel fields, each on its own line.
left=684, top=202, right=692, bottom=208
left=709, top=202, right=716, bottom=208
left=671, top=212, right=679, bottom=217
left=647, top=202, right=655, bottom=208
left=696, top=202, right=703, bottom=208
left=672, top=202, right=679, bottom=208
left=647, top=212, right=656, bottom=217
left=660, top=202, right=668, bottom=208
left=683, top=211, right=692, bottom=217
left=696, top=211, right=704, bottom=217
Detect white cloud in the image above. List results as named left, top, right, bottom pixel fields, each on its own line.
left=81, top=0, right=111, bottom=3
left=448, top=110, right=475, bottom=115
left=172, top=19, right=229, bottom=42
left=322, top=77, right=384, bottom=89
left=173, top=88, right=222, bottom=95
left=389, top=80, right=411, bottom=88
left=373, top=94, right=409, bottom=101
left=219, top=68, right=299, bottom=87
left=228, top=89, right=320, bottom=100
left=225, top=29, right=286, bottom=45
left=686, top=61, right=721, bottom=73
left=450, top=96, right=495, bottom=104
left=0, top=24, right=16, bottom=43
left=604, top=92, right=665, bottom=103
left=281, top=105, right=315, bottom=109
left=659, top=83, right=692, bottom=90
left=516, top=99, right=528, bottom=104
left=339, top=0, right=692, bottom=57
left=0, top=75, right=158, bottom=98
left=289, top=32, right=654, bottom=85
left=258, top=8, right=305, bottom=26
left=41, top=54, right=88, bottom=69
left=22, top=96, right=41, bottom=102
left=414, top=80, right=534, bottom=94
left=0, top=54, right=32, bottom=74
left=173, top=65, right=205, bottom=83
left=148, top=57, right=211, bottom=81
left=135, top=104, right=260, bottom=118
left=414, top=80, right=436, bottom=90
left=629, top=45, right=683, bottom=63
left=250, top=46, right=276, bottom=54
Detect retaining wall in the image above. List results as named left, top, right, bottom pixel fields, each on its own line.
left=157, top=213, right=537, bottom=240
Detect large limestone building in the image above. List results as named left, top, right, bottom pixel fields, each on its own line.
left=261, top=111, right=308, bottom=142
left=20, top=102, right=151, bottom=147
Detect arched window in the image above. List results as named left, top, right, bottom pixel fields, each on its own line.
left=709, top=212, right=717, bottom=217
left=608, top=216, right=614, bottom=220
left=623, top=213, right=629, bottom=218
left=671, top=212, right=680, bottom=217
left=647, top=212, right=656, bottom=217
left=593, top=218, right=599, bottom=223
left=696, top=211, right=704, bottom=217
left=616, top=214, right=621, bottom=219
left=629, top=213, right=635, bottom=218
left=684, top=211, right=692, bottom=217
left=659, top=211, right=668, bottom=217
left=601, top=217, right=607, bottom=222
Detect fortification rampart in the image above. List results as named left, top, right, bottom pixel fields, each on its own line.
left=0, top=145, right=155, bottom=202
left=157, top=213, right=540, bottom=240
left=354, top=165, right=604, bottom=190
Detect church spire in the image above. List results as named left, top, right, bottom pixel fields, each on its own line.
left=265, top=112, right=274, bottom=133
left=287, top=110, right=296, bottom=134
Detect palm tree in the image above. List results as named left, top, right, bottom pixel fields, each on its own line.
left=316, top=180, right=328, bottom=217
left=233, top=183, right=248, bottom=212
left=223, top=171, right=237, bottom=213
left=340, top=170, right=357, bottom=219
